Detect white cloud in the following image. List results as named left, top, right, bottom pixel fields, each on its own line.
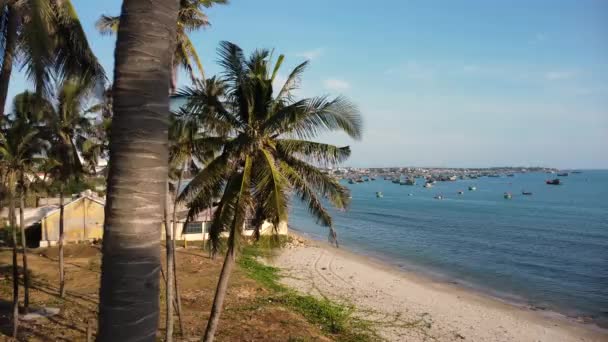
left=545, top=70, right=577, bottom=81
left=323, top=78, right=351, bottom=92
left=296, top=48, right=323, bottom=60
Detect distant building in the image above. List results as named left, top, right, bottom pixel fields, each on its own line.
left=39, top=194, right=105, bottom=247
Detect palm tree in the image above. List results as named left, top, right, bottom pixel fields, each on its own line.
left=43, top=79, right=96, bottom=298
left=96, top=0, right=179, bottom=340
left=163, top=108, right=223, bottom=339
left=0, top=94, right=45, bottom=337
left=96, top=0, right=228, bottom=93
left=176, top=41, right=362, bottom=341
left=0, top=0, right=105, bottom=115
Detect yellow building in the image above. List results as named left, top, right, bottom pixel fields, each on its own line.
left=39, top=195, right=105, bottom=247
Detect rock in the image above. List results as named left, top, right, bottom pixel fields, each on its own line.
left=21, top=307, right=60, bottom=321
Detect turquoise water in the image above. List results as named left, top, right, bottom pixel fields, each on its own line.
left=289, top=171, right=608, bottom=326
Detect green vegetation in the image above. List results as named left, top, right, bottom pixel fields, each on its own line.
left=238, top=242, right=380, bottom=342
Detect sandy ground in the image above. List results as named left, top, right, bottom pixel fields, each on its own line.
left=270, top=235, right=608, bottom=342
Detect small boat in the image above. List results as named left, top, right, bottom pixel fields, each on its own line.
left=401, top=178, right=416, bottom=186
left=348, top=179, right=355, bottom=184
left=376, top=192, right=383, bottom=198
left=571, top=171, right=582, bottom=174
left=423, top=183, right=433, bottom=188
left=522, top=191, right=533, bottom=195
left=468, top=186, right=476, bottom=191
left=370, top=177, right=376, bottom=181
left=506, top=174, right=515, bottom=177
left=392, top=179, right=400, bottom=184
left=434, top=194, right=443, bottom=200
left=504, top=192, right=512, bottom=199
left=356, top=178, right=364, bottom=183
left=557, top=172, right=569, bottom=177
left=408, top=193, right=413, bottom=196
left=457, top=191, right=464, bottom=195
left=546, top=179, right=560, bottom=185
left=488, top=174, right=500, bottom=178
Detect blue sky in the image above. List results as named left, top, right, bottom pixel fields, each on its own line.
left=6, top=0, right=608, bottom=168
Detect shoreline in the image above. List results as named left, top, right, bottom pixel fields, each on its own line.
left=269, top=231, right=608, bottom=341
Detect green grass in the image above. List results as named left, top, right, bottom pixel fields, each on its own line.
left=237, top=241, right=380, bottom=342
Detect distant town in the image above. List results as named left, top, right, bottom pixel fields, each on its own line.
left=322, top=166, right=569, bottom=184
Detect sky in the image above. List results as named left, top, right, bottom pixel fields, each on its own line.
left=5, top=0, right=608, bottom=169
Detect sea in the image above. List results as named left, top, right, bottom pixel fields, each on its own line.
left=288, top=171, right=608, bottom=327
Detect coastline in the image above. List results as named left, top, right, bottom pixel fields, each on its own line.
left=268, top=231, right=608, bottom=342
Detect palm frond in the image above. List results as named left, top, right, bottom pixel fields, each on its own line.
left=278, top=160, right=332, bottom=227
left=278, top=152, right=350, bottom=210
left=95, top=15, right=119, bottom=35
left=52, top=0, right=106, bottom=91
left=253, top=149, right=289, bottom=226
left=274, top=60, right=308, bottom=102
left=265, top=95, right=363, bottom=140
left=277, top=139, right=351, bottom=166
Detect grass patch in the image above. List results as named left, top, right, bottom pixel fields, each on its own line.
left=238, top=241, right=380, bottom=342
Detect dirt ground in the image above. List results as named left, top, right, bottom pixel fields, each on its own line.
left=0, top=244, right=330, bottom=341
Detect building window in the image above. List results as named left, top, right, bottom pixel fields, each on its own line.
left=184, top=222, right=203, bottom=234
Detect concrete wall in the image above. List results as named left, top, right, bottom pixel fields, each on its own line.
left=161, top=219, right=288, bottom=241
left=40, top=197, right=104, bottom=247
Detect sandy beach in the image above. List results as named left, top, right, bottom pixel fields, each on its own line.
left=269, top=234, right=608, bottom=342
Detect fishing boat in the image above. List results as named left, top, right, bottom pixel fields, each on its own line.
left=468, top=186, right=476, bottom=191
left=546, top=179, right=560, bottom=185
left=457, top=191, right=464, bottom=195
left=504, top=192, right=512, bottom=199
left=392, top=179, right=400, bottom=184
left=408, top=193, right=413, bottom=196
left=506, top=174, right=515, bottom=177
left=557, top=172, right=569, bottom=177
left=434, top=194, right=444, bottom=200
left=522, top=191, right=533, bottom=195
left=401, top=178, right=416, bottom=185
left=348, top=179, right=355, bottom=184
left=488, top=174, right=500, bottom=178
left=423, top=183, right=433, bottom=188
left=376, top=192, right=383, bottom=198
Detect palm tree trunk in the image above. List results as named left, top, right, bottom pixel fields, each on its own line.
left=8, top=173, right=19, bottom=339
left=203, top=244, right=235, bottom=342
left=0, top=5, right=17, bottom=116
left=59, top=185, right=66, bottom=298
left=19, top=187, right=30, bottom=313
left=171, top=163, right=185, bottom=334
left=96, top=1, right=179, bottom=340
left=164, top=188, right=174, bottom=342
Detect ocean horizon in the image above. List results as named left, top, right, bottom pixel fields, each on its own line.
left=289, top=170, right=608, bottom=328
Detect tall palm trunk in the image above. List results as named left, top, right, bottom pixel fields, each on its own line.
left=58, top=185, right=65, bottom=298
left=164, top=187, right=174, bottom=341
left=19, top=185, right=30, bottom=313
left=0, top=5, right=17, bottom=115
left=97, top=0, right=179, bottom=340
left=7, top=172, right=19, bottom=338
left=203, top=244, right=235, bottom=342
left=171, top=163, right=185, bottom=334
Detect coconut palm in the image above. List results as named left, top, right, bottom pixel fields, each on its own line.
left=42, top=78, right=96, bottom=298
left=0, top=0, right=105, bottom=115
left=163, top=108, right=224, bottom=339
left=96, top=0, right=179, bottom=340
left=0, top=94, right=45, bottom=337
left=176, top=41, right=362, bottom=341
left=96, top=0, right=228, bottom=93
